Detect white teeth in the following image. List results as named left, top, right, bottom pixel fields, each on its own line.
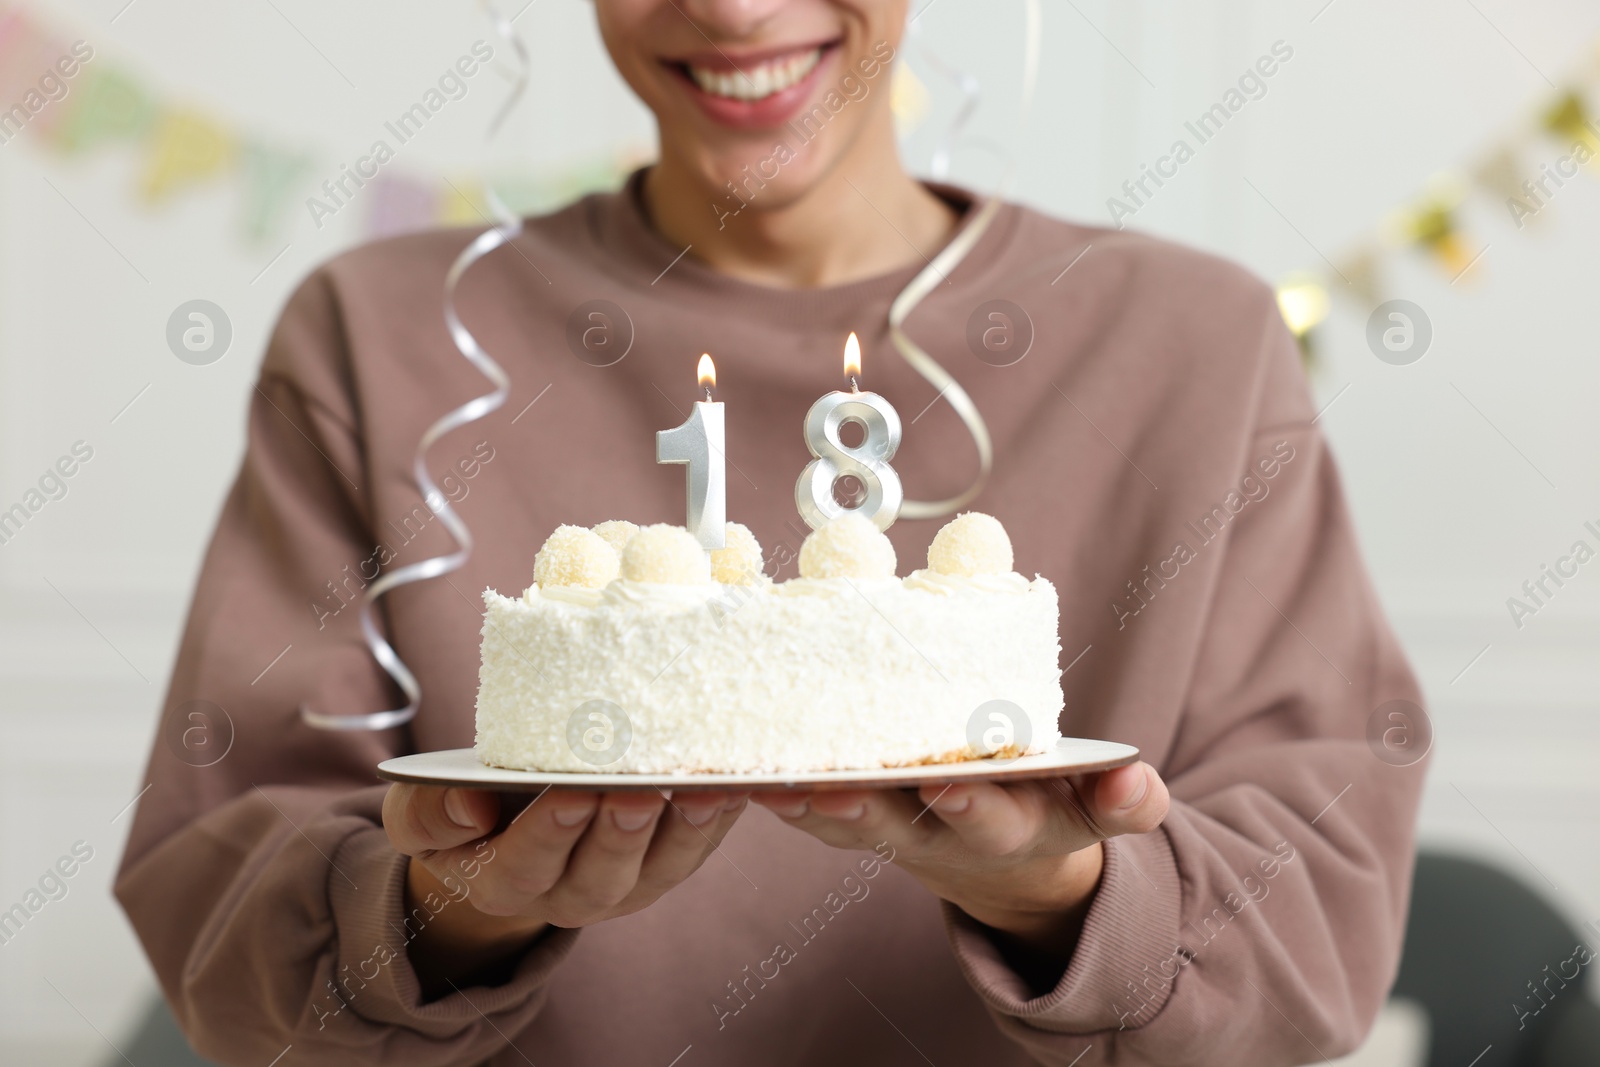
left=688, top=47, right=821, bottom=102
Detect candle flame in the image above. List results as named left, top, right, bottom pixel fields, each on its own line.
left=697, top=353, right=716, bottom=390
left=843, top=332, right=861, bottom=380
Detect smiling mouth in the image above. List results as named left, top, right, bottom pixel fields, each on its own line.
left=670, top=43, right=836, bottom=103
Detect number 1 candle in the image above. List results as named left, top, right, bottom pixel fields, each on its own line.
left=657, top=353, right=727, bottom=550
left=795, top=332, right=903, bottom=531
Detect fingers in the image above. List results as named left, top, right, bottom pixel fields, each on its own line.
left=919, top=764, right=1167, bottom=856
left=753, top=789, right=934, bottom=855
left=385, top=784, right=762, bottom=932
left=634, top=792, right=749, bottom=896
left=539, top=793, right=668, bottom=924
left=1086, top=762, right=1169, bottom=836
left=914, top=781, right=1046, bottom=857
left=917, top=764, right=1166, bottom=858
left=751, top=791, right=809, bottom=819
left=459, top=790, right=600, bottom=915
left=748, top=765, right=1169, bottom=869
left=383, top=784, right=499, bottom=857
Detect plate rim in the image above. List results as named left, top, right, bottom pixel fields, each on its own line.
left=376, top=740, right=1141, bottom=792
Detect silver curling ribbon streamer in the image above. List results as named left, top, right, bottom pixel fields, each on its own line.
left=907, top=22, right=980, bottom=181
left=301, top=1, right=529, bottom=731
left=892, top=0, right=1040, bottom=520
left=478, top=0, right=531, bottom=141
left=888, top=197, right=999, bottom=520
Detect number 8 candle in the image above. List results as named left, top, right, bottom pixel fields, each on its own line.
left=795, top=332, right=903, bottom=531
left=657, top=353, right=726, bottom=550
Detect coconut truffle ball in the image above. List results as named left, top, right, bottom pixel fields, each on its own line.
left=591, top=519, right=639, bottom=557
left=620, top=523, right=712, bottom=584
left=534, top=525, right=620, bottom=588
left=798, top=513, right=897, bottom=580
left=711, top=522, right=765, bottom=585
left=927, top=511, right=1013, bottom=577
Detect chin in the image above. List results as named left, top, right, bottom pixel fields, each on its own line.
left=687, top=136, right=845, bottom=215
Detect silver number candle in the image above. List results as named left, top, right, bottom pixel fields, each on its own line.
left=657, top=353, right=727, bottom=550
left=796, top=333, right=903, bottom=531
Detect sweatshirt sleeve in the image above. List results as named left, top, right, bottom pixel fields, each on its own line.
left=943, top=308, right=1428, bottom=1064
left=113, top=267, right=579, bottom=1066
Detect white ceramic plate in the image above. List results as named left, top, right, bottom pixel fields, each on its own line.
left=376, top=738, right=1141, bottom=793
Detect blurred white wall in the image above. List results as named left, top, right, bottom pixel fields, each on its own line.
left=1, top=0, right=1597, bottom=1062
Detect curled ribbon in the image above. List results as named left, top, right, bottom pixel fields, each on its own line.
left=302, top=1, right=528, bottom=731
left=892, top=0, right=1039, bottom=520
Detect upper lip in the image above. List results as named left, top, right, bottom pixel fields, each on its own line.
left=662, top=38, right=837, bottom=73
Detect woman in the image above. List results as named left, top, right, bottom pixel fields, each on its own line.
left=116, top=1, right=1427, bottom=1064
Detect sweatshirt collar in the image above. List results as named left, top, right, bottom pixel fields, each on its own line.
left=585, top=165, right=1021, bottom=331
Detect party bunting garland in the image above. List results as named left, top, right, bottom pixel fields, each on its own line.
left=1274, top=38, right=1600, bottom=358
left=0, top=3, right=645, bottom=245
left=21, top=1, right=1593, bottom=367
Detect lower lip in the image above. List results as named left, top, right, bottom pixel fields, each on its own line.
left=671, top=48, right=836, bottom=131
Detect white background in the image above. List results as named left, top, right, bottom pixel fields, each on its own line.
left=2, top=0, right=1597, bottom=1062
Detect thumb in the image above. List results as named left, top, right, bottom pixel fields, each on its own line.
left=383, top=783, right=498, bottom=857
left=1089, top=762, right=1169, bottom=837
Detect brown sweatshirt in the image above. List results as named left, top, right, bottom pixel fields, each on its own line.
left=115, top=169, right=1427, bottom=1066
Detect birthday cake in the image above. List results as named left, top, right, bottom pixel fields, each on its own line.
left=473, top=512, right=1065, bottom=774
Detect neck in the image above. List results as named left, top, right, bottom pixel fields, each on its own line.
left=641, top=111, right=960, bottom=289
